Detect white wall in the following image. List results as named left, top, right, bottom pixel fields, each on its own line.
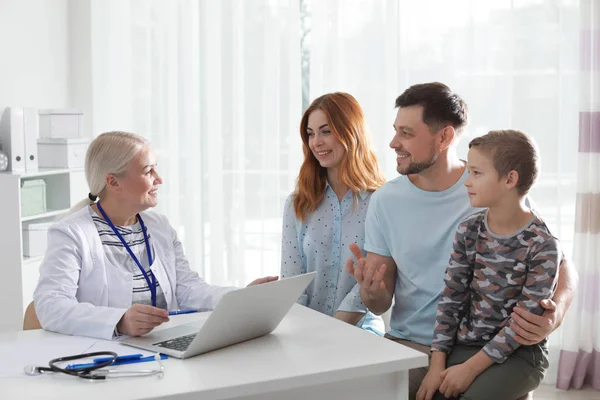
left=69, top=0, right=94, bottom=136
left=0, top=0, right=76, bottom=331
left=0, top=0, right=70, bottom=112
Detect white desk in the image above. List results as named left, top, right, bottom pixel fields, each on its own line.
left=0, top=304, right=428, bottom=400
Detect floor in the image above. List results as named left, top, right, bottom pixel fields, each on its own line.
left=536, top=384, right=600, bottom=400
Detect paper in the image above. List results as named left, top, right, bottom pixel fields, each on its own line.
left=0, top=333, right=155, bottom=378
left=83, top=338, right=155, bottom=357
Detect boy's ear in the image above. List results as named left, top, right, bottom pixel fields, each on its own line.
left=504, top=170, right=519, bottom=190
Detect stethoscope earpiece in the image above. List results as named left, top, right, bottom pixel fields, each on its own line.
left=23, top=365, right=43, bottom=375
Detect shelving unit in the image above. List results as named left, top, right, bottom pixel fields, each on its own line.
left=0, top=167, right=86, bottom=332
left=21, top=209, right=71, bottom=222
left=23, top=255, right=44, bottom=265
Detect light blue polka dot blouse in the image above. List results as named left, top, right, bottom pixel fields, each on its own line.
left=280, top=183, right=384, bottom=335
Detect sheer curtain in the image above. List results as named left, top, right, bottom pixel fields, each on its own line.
left=89, top=0, right=302, bottom=286
left=557, top=0, right=600, bottom=391
left=309, top=0, right=579, bottom=384
left=87, top=2, right=583, bottom=380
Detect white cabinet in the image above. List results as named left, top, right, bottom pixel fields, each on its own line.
left=0, top=167, right=86, bottom=332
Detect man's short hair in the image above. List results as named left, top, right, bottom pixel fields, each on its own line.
left=469, top=129, right=539, bottom=195
left=395, top=82, right=468, bottom=134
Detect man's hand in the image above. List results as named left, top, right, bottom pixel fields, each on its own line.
left=116, top=304, right=170, bottom=336
left=345, top=243, right=388, bottom=300
left=247, top=276, right=279, bottom=286
left=439, top=364, right=478, bottom=399
left=416, top=368, right=444, bottom=400
left=511, top=299, right=559, bottom=345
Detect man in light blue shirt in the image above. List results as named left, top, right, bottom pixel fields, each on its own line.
left=346, top=82, right=577, bottom=400
left=363, top=165, right=472, bottom=346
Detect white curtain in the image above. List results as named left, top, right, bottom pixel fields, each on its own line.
left=88, top=1, right=582, bottom=383
left=89, top=0, right=302, bottom=286
left=309, top=0, right=579, bottom=384
left=557, top=0, right=600, bottom=391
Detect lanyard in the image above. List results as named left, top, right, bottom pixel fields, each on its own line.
left=96, top=202, right=156, bottom=307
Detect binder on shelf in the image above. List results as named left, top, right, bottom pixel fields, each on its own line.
left=0, top=107, right=26, bottom=172
left=23, top=108, right=39, bottom=171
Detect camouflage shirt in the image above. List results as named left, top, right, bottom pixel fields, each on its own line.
left=431, top=210, right=561, bottom=364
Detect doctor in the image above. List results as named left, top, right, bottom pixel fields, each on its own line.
left=34, top=131, right=277, bottom=340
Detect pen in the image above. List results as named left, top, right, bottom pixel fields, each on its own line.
left=66, top=354, right=168, bottom=370
left=93, top=353, right=143, bottom=363
left=168, top=309, right=198, bottom=316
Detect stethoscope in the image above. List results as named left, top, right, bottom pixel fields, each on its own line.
left=24, top=352, right=164, bottom=380
left=96, top=201, right=157, bottom=307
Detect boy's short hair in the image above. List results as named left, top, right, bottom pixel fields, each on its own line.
left=395, top=82, right=469, bottom=134
left=469, top=130, right=539, bottom=195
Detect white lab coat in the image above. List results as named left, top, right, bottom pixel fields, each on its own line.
left=33, top=206, right=236, bottom=340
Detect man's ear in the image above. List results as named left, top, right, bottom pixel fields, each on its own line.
left=438, top=126, right=456, bottom=151
left=105, top=174, right=122, bottom=193
left=505, top=170, right=519, bottom=190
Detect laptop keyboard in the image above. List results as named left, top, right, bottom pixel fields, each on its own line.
left=153, top=333, right=197, bottom=351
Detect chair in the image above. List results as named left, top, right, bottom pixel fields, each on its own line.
left=23, top=301, right=42, bottom=330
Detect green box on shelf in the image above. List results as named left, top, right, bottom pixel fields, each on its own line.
left=20, top=179, right=47, bottom=217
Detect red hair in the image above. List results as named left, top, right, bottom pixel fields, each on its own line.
left=293, top=92, right=386, bottom=221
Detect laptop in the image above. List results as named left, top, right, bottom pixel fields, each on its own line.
left=120, top=272, right=316, bottom=359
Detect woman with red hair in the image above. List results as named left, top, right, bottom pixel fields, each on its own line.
left=281, top=92, right=386, bottom=334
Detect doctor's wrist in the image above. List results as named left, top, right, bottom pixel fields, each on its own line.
left=115, top=319, right=124, bottom=336
left=113, top=326, right=123, bottom=338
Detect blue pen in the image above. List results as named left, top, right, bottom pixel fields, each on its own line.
left=168, top=309, right=198, bottom=316
left=66, top=354, right=168, bottom=370
left=93, top=353, right=143, bottom=363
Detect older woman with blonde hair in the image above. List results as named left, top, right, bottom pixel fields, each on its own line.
left=34, top=131, right=276, bottom=340
left=281, top=92, right=386, bottom=334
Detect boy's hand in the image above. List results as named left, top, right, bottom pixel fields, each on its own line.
left=416, top=368, right=444, bottom=400
left=439, top=364, right=478, bottom=399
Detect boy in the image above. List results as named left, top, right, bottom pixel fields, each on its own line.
left=418, top=130, right=561, bottom=400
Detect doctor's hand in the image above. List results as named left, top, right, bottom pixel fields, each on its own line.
left=116, top=304, right=170, bottom=336
left=345, top=243, right=388, bottom=301
left=247, top=276, right=279, bottom=287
